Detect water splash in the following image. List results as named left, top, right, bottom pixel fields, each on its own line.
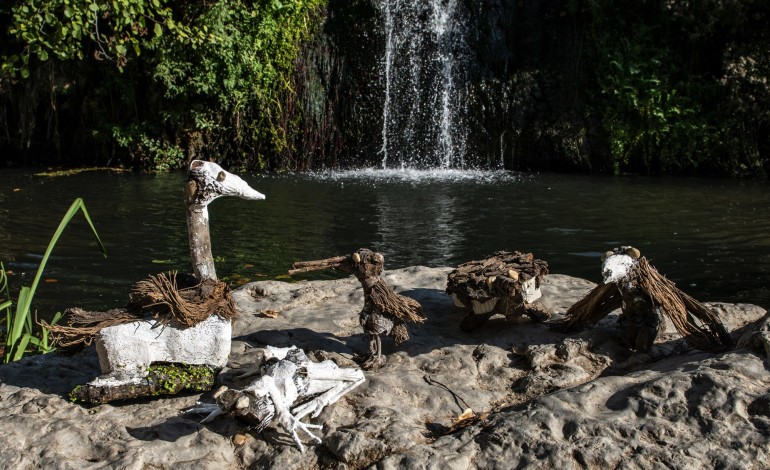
left=313, top=168, right=522, bottom=185
left=378, top=0, right=470, bottom=169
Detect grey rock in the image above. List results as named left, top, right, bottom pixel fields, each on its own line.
left=1, top=267, right=768, bottom=469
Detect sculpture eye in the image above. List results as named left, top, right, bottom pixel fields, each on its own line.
left=352, top=252, right=361, bottom=263
left=217, top=171, right=226, bottom=182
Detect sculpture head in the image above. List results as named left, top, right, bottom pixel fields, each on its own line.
left=188, top=160, right=265, bottom=207
left=290, top=248, right=385, bottom=279
left=214, top=387, right=275, bottom=432
left=601, top=246, right=641, bottom=284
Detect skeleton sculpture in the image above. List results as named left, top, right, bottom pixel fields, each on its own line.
left=188, top=345, right=365, bottom=452
left=552, top=246, right=733, bottom=352
left=53, top=161, right=265, bottom=402
left=446, top=251, right=550, bottom=331
left=290, top=248, right=425, bottom=370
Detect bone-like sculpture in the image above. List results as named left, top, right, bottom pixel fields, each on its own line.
left=74, top=161, right=265, bottom=400
left=188, top=345, right=365, bottom=452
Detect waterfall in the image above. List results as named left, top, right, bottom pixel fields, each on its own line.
left=378, top=0, right=470, bottom=169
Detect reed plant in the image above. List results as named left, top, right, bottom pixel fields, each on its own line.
left=1, top=198, right=106, bottom=363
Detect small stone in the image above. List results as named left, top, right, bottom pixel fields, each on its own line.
left=233, top=434, right=249, bottom=446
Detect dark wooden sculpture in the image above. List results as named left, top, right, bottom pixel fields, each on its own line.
left=552, top=246, right=733, bottom=352
left=290, top=248, right=425, bottom=370
left=446, top=251, right=550, bottom=331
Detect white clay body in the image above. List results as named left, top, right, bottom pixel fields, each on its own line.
left=95, top=311, right=232, bottom=381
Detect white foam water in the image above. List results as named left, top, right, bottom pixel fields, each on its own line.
left=310, top=168, right=523, bottom=184
left=377, top=0, right=470, bottom=169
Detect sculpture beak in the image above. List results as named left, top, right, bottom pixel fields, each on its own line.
left=289, top=255, right=350, bottom=275
left=218, top=172, right=266, bottom=201
left=237, top=185, right=265, bottom=201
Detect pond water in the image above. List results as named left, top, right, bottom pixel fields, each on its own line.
left=1, top=168, right=769, bottom=319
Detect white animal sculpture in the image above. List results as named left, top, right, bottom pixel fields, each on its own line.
left=92, top=160, right=265, bottom=385
left=188, top=345, right=366, bottom=453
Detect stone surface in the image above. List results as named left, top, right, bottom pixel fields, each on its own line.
left=1, top=267, right=769, bottom=468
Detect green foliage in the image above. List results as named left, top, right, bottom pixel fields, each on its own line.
left=2, top=0, right=205, bottom=75
left=2, top=198, right=107, bottom=363
left=1, top=0, right=326, bottom=172
left=583, top=0, right=770, bottom=176
left=2, top=0, right=767, bottom=175
left=112, top=124, right=185, bottom=172
left=148, top=0, right=326, bottom=170
left=597, top=35, right=711, bottom=174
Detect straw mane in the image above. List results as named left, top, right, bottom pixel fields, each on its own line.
left=551, top=282, right=622, bottom=332
left=368, top=277, right=425, bottom=324
left=632, top=257, right=731, bottom=351
left=365, top=277, right=424, bottom=345
left=45, top=272, right=237, bottom=348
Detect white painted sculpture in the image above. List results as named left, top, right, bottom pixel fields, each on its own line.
left=93, top=160, right=265, bottom=385
left=188, top=345, right=366, bottom=453
left=185, top=160, right=266, bottom=281
left=92, top=316, right=232, bottom=385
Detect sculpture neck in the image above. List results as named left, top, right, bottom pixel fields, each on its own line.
left=359, top=275, right=381, bottom=293
left=186, top=182, right=217, bottom=281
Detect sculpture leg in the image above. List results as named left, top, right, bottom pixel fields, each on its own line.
left=618, top=288, right=661, bottom=352
left=292, top=373, right=366, bottom=420
left=362, top=334, right=386, bottom=370
left=523, top=301, right=551, bottom=323
left=460, top=311, right=493, bottom=331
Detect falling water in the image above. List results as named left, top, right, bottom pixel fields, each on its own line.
left=378, top=0, right=470, bottom=169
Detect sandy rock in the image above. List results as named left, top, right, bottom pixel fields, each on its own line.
left=737, top=308, right=770, bottom=362
left=1, top=267, right=768, bottom=468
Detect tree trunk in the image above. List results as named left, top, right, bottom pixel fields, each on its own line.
left=71, top=363, right=216, bottom=405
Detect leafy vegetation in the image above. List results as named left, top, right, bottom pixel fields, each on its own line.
left=582, top=0, right=770, bottom=176
left=2, top=0, right=205, bottom=77
left=0, top=0, right=326, bottom=171
left=1, top=198, right=106, bottom=363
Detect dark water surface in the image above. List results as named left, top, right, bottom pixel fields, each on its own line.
left=1, top=169, right=769, bottom=319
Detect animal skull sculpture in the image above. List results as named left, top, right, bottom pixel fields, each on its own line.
left=90, top=161, right=265, bottom=388
left=553, top=246, right=732, bottom=352
left=187, top=345, right=366, bottom=452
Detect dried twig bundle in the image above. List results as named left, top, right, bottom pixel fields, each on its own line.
left=46, top=272, right=237, bottom=348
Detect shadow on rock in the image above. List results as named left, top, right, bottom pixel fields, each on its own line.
left=127, top=416, right=206, bottom=442
left=0, top=347, right=100, bottom=396
left=235, top=327, right=359, bottom=356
